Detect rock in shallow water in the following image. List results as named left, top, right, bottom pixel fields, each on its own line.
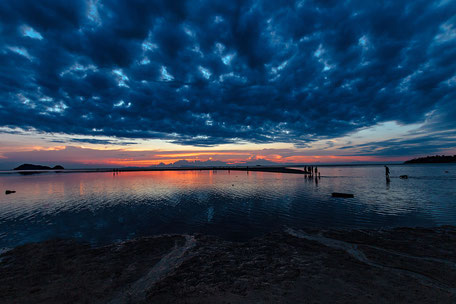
left=332, top=192, right=354, bottom=198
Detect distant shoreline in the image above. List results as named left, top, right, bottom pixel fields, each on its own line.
left=2, top=162, right=456, bottom=175
left=2, top=166, right=310, bottom=175
left=404, top=155, right=456, bottom=164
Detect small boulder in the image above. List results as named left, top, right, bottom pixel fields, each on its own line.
left=332, top=192, right=354, bottom=198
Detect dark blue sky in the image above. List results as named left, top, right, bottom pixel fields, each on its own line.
left=0, top=0, right=455, bottom=167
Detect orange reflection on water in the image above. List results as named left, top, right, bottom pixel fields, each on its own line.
left=107, top=170, right=222, bottom=191
left=0, top=169, right=294, bottom=205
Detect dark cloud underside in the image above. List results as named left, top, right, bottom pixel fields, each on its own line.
left=0, top=0, right=455, bottom=146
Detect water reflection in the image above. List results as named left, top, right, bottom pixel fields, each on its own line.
left=0, top=164, right=455, bottom=248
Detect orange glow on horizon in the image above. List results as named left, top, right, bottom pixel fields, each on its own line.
left=79, top=158, right=192, bottom=166
left=1, top=143, right=416, bottom=168
left=154, top=152, right=249, bottom=158
left=71, top=154, right=408, bottom=167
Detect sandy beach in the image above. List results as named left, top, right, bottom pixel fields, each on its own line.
left=1, top=226, right=455, bottom=303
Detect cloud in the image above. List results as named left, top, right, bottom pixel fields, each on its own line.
left=0, top=0, right=455, bottom=147
left=337, top=130, right=456, bottom=156
left=0, top=144, right=416, bottom=170
left=69, top=138, right=138, bottom=145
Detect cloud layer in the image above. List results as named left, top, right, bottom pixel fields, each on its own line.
left=0, top=0, right=455, bottom=147
left=0, top=145, right=397, bottom=169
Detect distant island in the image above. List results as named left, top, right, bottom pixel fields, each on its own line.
left=13, top=164, right=65, bottom=170
left=404, top=155, right=456, bottom=164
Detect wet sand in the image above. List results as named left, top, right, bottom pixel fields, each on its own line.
left=1, top=226, right=455, bottom=303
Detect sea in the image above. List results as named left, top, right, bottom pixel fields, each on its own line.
left=1, top=164, right=455, bottom=249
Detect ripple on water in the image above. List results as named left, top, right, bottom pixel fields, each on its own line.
left=0, top=165, right=455, bottom=247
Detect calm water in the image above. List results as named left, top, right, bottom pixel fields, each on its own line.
left=1, top=164, right=455, bottom=248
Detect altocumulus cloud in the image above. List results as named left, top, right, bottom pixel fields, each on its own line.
left=0, top=0, right=455, bottom=146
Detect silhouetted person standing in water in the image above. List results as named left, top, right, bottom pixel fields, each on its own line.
left=385, top=165, right=390, bottom=183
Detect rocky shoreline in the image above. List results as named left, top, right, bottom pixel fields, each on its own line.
left=1, top=226, right=456, bottom=303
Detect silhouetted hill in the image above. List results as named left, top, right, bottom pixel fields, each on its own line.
left=404, top=155, right=456, bottom=164
left=13, top=164, right=65, bottom=170
left=152, top=159, right=278, bottom=168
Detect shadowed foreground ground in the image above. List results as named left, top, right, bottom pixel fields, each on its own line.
left=1, top=226, right=455, bottom=303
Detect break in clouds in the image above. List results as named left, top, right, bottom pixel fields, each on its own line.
left=0, top=0, right=455, bottom=147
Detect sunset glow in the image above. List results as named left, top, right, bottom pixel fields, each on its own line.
left=1, top=2, right=456, bottom=301
left=0, top=1, right=455, bottom=169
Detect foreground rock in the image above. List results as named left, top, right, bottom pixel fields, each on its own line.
left=1, top=227, right=455, bottom=303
